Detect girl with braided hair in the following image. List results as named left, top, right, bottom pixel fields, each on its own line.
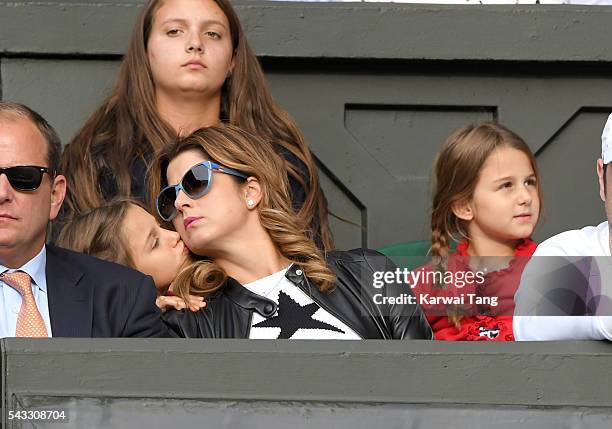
left=412, top=122, right=542, bottom=341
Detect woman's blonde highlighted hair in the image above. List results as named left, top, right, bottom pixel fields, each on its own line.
left=149, top=124, right=336, bottom=301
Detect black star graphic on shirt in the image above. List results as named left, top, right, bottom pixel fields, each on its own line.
left=253, top=291, right=345, bottom=339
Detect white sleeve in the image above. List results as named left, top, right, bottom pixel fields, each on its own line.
left=514, top=316, right=612, bottom=340
left=514, top=241, right=612, bottom=341
left=596, top=316, right=612, bottom=340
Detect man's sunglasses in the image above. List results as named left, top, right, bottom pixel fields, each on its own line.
left=156, top=161, right=248, bottom=222
left=0, top=166, right=54, bottom=191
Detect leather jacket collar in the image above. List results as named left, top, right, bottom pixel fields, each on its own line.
left=224, top=276, right=277, bottom=318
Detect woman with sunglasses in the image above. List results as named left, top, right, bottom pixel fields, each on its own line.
left=150, top=125, right=432, bottom=340
left=59, top=0, right=332, bottom=249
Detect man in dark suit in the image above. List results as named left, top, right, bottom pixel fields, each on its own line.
left=0, top=101, right=165, bottom=337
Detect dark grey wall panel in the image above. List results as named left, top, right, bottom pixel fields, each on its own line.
left=0, top=0, right=140, bottom=55
left=3, top=2, right=612, bottom=62
left=2, top=340, right=612, bottom=428
left=536, top=110, right=610, bottom=240
left=345, top=106, right=494, bottom=241
left=5, top=398, right=612, bottom=429
left=1, top=59, right=120, bottom=143
left=319, top=168, right=364, bottom=250
left=240, top=4, right=612, bottom=62
left=3, top=339, right=612, bottom=406
left=267, top=70, right=612, bottom=247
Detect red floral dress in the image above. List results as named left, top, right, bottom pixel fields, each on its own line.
left=412, top=239, right=537, bottom=341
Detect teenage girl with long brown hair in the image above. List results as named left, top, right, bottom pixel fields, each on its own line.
left=412, top=122, right=542, bottom=341
left=60, top=0, right=332, bottom=249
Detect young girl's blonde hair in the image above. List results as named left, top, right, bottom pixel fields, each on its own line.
left=56, top=198, right=137, bottom=268
left=56, top=198, right=226, bottom=299
left=431, top=122, right=543, bottom=257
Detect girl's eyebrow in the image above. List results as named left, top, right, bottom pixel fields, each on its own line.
left=160, top=18, right=228, bottom=29
left=160, top=18, right=186, bottom=25
left=493, top=173, right=535, bottom=182
left=145, top=227, right=156, bottom=249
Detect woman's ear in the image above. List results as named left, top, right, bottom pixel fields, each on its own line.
left=451, top=199, right=474, bottom=221
left=244, top=177, right=262, bottom=210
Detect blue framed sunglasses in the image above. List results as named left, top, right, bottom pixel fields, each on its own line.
left=156, top=161, right=248, bottom=222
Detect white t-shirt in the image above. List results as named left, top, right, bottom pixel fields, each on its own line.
left=243, top=266, right=360, bottom=340
left=514, top=221, right=612, bottom=341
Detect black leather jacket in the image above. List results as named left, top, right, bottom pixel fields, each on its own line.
left=163, top=249, right=433, bottom=339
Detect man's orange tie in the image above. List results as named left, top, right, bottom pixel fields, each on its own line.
left=1, top=271, right=48, bottom=337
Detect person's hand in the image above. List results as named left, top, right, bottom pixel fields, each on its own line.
left=156, top=294, right=206, bottom=313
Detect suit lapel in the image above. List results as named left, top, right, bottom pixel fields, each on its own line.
left=46, top=245, right=92, bottom=337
